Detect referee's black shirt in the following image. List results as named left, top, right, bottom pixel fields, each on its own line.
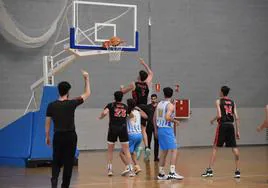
left=46, top=97, right=84, bottom=132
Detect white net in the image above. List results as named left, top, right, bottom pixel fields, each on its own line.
left=107, top=46, right=122, bottom=62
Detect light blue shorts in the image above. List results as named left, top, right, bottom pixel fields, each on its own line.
left=158, top=127, right=178, bottom=150
left=128, top=134, right=142, bottom=153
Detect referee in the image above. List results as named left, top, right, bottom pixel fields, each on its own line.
left=45, top=70, right=90, bottom=188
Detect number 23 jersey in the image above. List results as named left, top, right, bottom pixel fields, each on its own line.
left=105, top=102, right=128, bottom=127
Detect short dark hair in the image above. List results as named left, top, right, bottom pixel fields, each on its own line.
left=221, top=86, right=230, bottom=96
left=139, top=70, right=148, bottom=81
left=163, top=87, right=173, bottom=98
left=114, top=91, right=123, bottom=102
left=127, top=98, right=136, bottom=113
left=58, top=81, right=71, bottom=97
left=151, top=94, right=157, bottom=98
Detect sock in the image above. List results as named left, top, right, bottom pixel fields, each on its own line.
left=159, top=166, right=165, bottom=174
left=128, top=164, right=133, bottom=171
left=107, top=164, right=112, bottom=170
left=170, top=165, right=175, bottom=173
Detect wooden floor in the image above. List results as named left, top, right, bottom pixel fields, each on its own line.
left=0, top=146, right=268, bottom=188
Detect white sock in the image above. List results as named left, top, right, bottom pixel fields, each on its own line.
left=170, top=165, right=176, bottom=173
left=128, top=164, right=133, bottom=171
left=159, top=166, right=165, bottom=174
left=108, top=163, right=112, bottom=170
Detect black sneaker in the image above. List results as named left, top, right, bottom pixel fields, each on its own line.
left=234, top=169, right=240, bottom=178
left=201, top=168, right=213, bottom=177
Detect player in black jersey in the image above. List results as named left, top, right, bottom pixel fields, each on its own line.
left=202, top=86, right=241, bottom=178
left=257, top=105, right=268, bottom=132
left=99, top=91, right=135, bottom=177
left=120, top=58, right=153, bottom=161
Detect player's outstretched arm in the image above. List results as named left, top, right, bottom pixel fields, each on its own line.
left=80, top=70, right=91, bottom=101
left=139, top=58, right=153, bottom=85
left=120, top=82, right=135, bottom=94
left=136, top=106, right=148, bottom=119
left=210, top=116, right=218, bottom=125
left=99, top=108, right=109, bottom=120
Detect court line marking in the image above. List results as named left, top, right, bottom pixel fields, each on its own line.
left=30, top=173, right=268, bottom=188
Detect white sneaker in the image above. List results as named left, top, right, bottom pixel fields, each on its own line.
left=107, top=169, right=113, bottom=176
left=168, top=172, right=184, bottom=180
left=121, top=167, right=130, bottom=176
left=157, top=173, right=168, bottom=180
left=128, top=170, right=136, bottom=177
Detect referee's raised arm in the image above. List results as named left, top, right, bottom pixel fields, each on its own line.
left=80, top=69, right=91, bottom=101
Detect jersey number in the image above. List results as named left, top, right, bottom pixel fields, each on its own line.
left=158, top=109, right=164, bottom=118
left=224, top=105, right=233, bottom=115
left=114, top=108, right=127, bottom=117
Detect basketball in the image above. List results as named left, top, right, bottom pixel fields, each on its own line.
left=109, top=36, right=122, bottom=47
left=102, top=40, right=111, bottom=49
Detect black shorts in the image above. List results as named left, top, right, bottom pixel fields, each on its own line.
left=137, top=104, right=149, bottom=127
left=214, top=122, right=237, bottom=147
left=107, top=125, right=129, bottom=143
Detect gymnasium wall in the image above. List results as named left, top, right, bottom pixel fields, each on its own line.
left=0, top=0, right=268, bottom=148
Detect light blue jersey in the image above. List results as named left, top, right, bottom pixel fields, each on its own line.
left=156, top=100, right=177, bottom=150
left=156, top=100, right=174, bottom=128
left=127, top=109, right=142, bottom=135
left=127, top=109, right=142, bottom=153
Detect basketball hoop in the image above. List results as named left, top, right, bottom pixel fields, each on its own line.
left=107, top=46, right=123, bottom=62
left=102, top=36, right=124, bottom=62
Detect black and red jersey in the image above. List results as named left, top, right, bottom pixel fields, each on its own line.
left=105, top=102, right=128, bottom=127
left=219, top=97, right=235, bottom=123
left=132, top=82, right=149, bottom=105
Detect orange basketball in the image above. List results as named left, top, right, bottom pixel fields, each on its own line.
left=102, top=41, right=111, bottom=49
left=109, top=36, right=122, bottom=47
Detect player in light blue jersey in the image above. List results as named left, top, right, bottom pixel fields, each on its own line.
left=120, top=98, right=147, bottom=175
left=154, top=87, right=184, bottom=180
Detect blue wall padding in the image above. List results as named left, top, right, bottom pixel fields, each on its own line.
left=30, top=86, right=58, bottom=159
left=0, top=112, right=34, bottom=158
left=0, top=86, right=79, bottom=166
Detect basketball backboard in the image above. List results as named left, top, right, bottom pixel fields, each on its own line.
left=70, top=1, right=138, bottom=52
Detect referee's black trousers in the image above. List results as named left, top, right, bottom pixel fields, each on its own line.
left=146, top=123, right=159, bottom=160
left=51, top=131, right=77, bottom=188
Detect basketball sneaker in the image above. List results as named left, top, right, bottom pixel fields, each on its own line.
left=134, top=165, right=142, bottom=174
left=121, top=166, right=130, bottom=176
left=144, top=147, right=151, bottom=161
left=107, top=168, right=113, bottom=176
left=201, top=168, right=213, bottom=177
left=128, top=170, right=136, bottom=177
left=167, top=172, right=184, bottom=180
left=234, top=169, right=241, bottom=178
left=157, top=173, right=168, bottom=180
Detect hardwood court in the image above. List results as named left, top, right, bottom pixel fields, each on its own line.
left=0, top=146, right=268, bottom=188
